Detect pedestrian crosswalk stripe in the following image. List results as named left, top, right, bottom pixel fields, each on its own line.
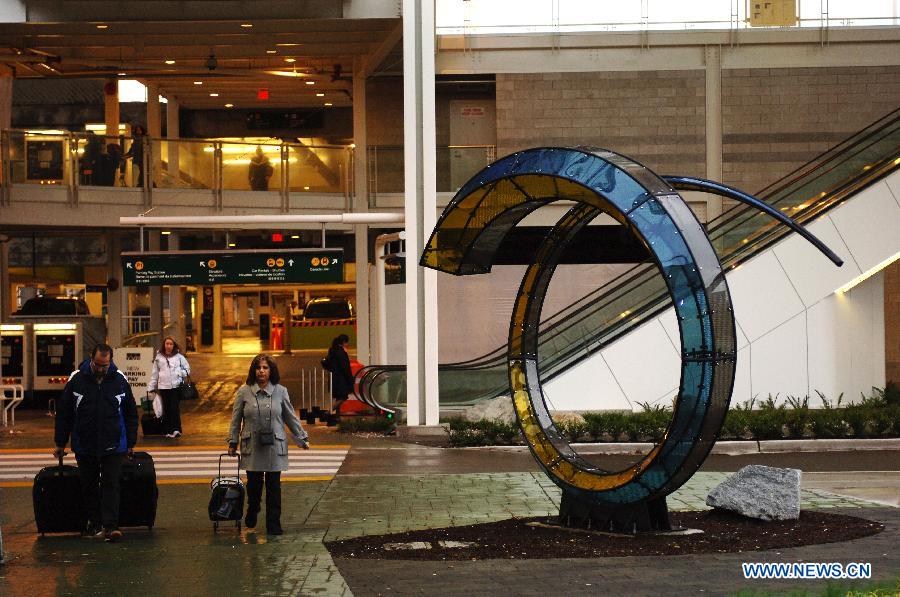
left=0, top=447, right=349, bottom=485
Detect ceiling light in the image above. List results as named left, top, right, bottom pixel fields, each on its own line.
left=209, top=93, right=219, bottom=97
left=224, top=103, right=234, bottom=108
left=240, top=23, right=253, bottom=28
left=324, top=102, right=332, bottom=106
left=193, top=81, right=203, bottom=85
left=276, top=43, right=301, bottom=47
left=161, top=231, right=171, bottom=235
left=291, top=235, right=300, bottom=239
left=266, top=49, right=277, bottom=54
left=164, top=60, right=175, bottom=65
left=117, top=72, right=127, bottom=76
left=228, top=243, right=236, bottom=248
left=316, top=93, right=324, bottom=97
left=96, top=24, right=108, bottom=30
left=305, top=80, right=315, bottom=85
left=303, top=186, right=310, bottom=190
left=284, top=58, right=296, bottom=63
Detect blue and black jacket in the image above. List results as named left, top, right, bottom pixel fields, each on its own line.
left=54, top=360, right=138, bottom=456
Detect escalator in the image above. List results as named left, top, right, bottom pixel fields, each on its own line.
left=357, top=108, right=900, bottom=413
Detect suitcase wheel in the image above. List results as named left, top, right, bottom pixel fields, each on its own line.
left=213, top=521, right=219, bottom=531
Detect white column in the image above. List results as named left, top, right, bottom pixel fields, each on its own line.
left=705, top=45, right=724, bottom=220
left=167, top=233, right=185, bottom=345
left=146, top=82, right=162, bottom=187
left=403, top=0, right=439, bottom=426
left=104, top=78, right=120, bottom=140
left=353, top=57, right=371, bottom=364
left=166, top=96, right=180, bottom=179
left=107, top=233, right=124, bottom=347
left=148, top=231, right=163, bottom=338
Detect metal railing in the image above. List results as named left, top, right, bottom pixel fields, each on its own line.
left=298, top=367, right=332, bottom=415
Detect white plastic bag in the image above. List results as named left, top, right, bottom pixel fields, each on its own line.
left=152, top=394, right=164, bottom=418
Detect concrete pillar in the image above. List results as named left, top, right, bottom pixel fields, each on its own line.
left=705, top=45, right=724, bottom=221
left=353, top=57, right=372, bottom=364
left=107, top=233, right=124, bottom=347
left=166, top=96, right=180, bottom=180
left=146, top=82, right=162, bottom=188
left=213, top=285, right=223, bottom=353
left=104, top=78, right=120, bottom=140
left=0, top=235, right=10, bottom=321
left=0, top=68, right=12, bottom=133
left=148, top=231, right=163, bottom=340
left=167, top=233, right=185, bottom=346
left=403, top=0, right=439, bottom=426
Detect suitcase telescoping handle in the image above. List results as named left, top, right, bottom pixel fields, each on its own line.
left=218, top=453, right=241, bottom=480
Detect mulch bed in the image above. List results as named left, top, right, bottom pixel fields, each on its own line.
left=325, top=510, right=883, bottom=560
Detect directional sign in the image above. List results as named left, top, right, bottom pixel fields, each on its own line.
left=122, top=249, right=344, bottom=286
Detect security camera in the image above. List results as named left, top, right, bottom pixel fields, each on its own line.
left=206, top=54, right=218, bottom=70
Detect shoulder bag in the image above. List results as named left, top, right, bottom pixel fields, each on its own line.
left=178, top=358, right=199, bottom=400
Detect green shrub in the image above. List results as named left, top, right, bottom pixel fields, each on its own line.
left=444, top=418, right=520, bottom=447
left=337, top=416, right=395, bottom=434
left=624, top=402, right=671, bottom=442
left=555, top=419, right=589, bottom=443
left=784, top=395, right=810, bottom=438
left=747, top=395, right=787, bottom=441
left=843, top=403, right=870, bottom=438
left=810, top=391, right=847, bottom=439
left=582, top=411, right=629, bottom=441
left=870, top=407, right=894, bottom=436
left=720, top=407, right=750, bottom=439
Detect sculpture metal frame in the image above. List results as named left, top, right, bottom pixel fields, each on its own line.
left=421, top=147, right=841, bottom=531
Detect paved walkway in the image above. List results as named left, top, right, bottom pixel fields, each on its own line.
left=1, top=353, right=898, bottom=595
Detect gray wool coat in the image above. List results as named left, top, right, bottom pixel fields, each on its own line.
left=228, top=383, right=309, bottom=472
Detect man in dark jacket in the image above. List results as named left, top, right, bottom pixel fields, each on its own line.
left=53, top=344, right=138, bottom=542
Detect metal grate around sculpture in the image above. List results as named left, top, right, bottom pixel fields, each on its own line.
left=421, top=147, right=842, bottom=532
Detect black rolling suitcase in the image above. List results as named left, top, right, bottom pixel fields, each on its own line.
left=118, top=451, right=158, bottom=529
left=208, top=454, right=244, bottom=531
left=141, top=413, right=166, bottom=436
left=33, top=456, right=86, bottom=535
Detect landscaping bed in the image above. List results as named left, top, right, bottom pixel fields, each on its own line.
left=325, top=510, right=883, bottom=561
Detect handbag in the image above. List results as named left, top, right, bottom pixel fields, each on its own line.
left=178, top=359, right=199, bottom=400
left=152, top=394, right=164, bottom=418
left=178, top=376, right=199, bottom=400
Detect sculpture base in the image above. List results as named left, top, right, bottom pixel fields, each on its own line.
left=559, top=491, right=671, bottom=534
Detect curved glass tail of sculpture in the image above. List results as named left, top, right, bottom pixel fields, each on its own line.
left=419, top=146, right=843, bottom=513
left=356, top=108, right=898, bottom=414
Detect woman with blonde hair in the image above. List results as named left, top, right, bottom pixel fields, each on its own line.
left=148, top=335, right=190, bottom=438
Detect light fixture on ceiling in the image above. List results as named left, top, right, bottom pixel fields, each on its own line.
left=316, top=92, right=324, bottom=97
left=228, top=242, right=236, bottom=248
left=240, top=23, right=253, bottom=28
left=117, top=72, right=127, bottom=76
left=161, top=231, right=171, bottom=235
left=164, top=60, right=175, bottom=65
left=209, top=93, right=219, bottom=97
left=324, top=102, right=332, bottom=107
left=276, top=43, right=300, bottom=47
left=224, top=103, right=234, bottom=108
left=305, top=81, right=315, bottom=85
left=193, top=81, right=203, bottom=85
left=266, top=49, right=277, bottom=54
left=284, top=58, right=296, bottom=63
left=96, top=24, right=108, bottom=29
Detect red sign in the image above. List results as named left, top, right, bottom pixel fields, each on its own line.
left=271, top=232, right=283, bottom=243
left=460, top=106, right=485, bottom=117
left=258, top=88, right=269, bottom=100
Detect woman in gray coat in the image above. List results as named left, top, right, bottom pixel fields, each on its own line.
left=228, top=354, right=309, bottom=535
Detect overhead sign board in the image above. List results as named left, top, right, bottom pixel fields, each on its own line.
left=122, top=249, right=344, bottom=287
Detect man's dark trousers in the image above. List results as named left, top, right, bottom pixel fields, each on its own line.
left=76, top=452, right=124, bottom=530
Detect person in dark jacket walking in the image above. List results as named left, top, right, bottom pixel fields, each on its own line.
left=325, top=334, right=353, bottom=415
left=53, top=344, right=138, bottom=542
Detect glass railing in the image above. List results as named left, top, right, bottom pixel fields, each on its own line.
left=360, top=108, right=900, bottom=410
left=367, top=145, right=496, bottom=202
left=0, top=131, right=352, bottom=208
